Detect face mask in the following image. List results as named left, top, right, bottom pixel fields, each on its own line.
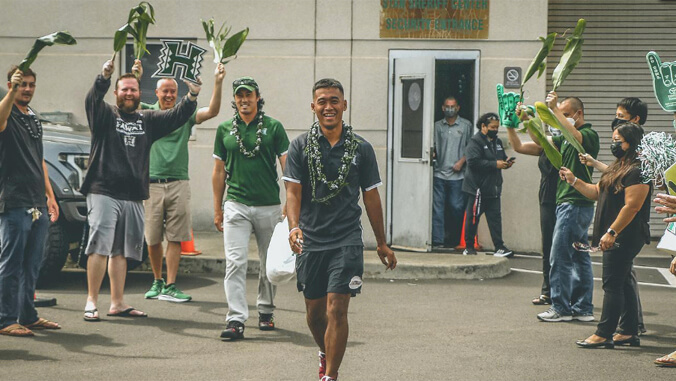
left=443, top=107, right=457, bottom=118
left=610, top=141, right=626, bottom=158
left=566, top=117, right=576, bottom=126
left=611, top=118, right=629, bottom=131
left=548, top=126, right=562, bottom=137
left=486, top=129, right=498, bottom=139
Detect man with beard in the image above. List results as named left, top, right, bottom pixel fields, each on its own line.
left=80, top=59, right=199, bottom=321
left=212, top=77, right=289, bottom=340
left=283, top=78, right=397, bottom=381
left=141, top=63, right=225, bottom=303
left=0, top=67, right=60, bottom=336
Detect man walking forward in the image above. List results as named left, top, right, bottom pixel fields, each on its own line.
left=212, top=77, right=289, bottom=340
left=142, top=63, right=225, bottom=303
left=283, top=78, right=397, bottom=381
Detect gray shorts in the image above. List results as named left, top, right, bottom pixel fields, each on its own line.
left=85, top=193, right=144, bottom=261
left=295, top=245, right=364, bottom=299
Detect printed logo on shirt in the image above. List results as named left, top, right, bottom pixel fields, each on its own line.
left=116, top=118, right=145, bottom=136
left=124, top=136, right=136, bottom=147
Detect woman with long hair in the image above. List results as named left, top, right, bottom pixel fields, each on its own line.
left=560, top=123, right=651, bottom=348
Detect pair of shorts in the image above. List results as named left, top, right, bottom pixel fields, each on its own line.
left=295, top=245, right=364, bottom=299
left=143, top=180, right=192, bottom=245
left=85, top=193, right=144, bottom=261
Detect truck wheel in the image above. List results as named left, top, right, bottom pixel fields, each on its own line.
left=38, top=220, right=70, bottom=286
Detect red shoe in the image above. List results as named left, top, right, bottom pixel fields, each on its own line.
left=318, top=351, right=326, bottom=379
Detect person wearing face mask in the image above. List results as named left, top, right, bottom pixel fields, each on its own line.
left=506, top=107, right=561, bottom=305
left=432, top=96, right=474, bottom=249
left=579, top=97, right=649, bottom=336
left=532, top=92, right=600, bottom=323
left=558, top=123, right=651, bottom=349
left=461, top=113, right=514, bottom=257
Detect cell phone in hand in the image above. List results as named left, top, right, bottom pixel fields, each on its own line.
left=507, top=157, right=516, bottom=162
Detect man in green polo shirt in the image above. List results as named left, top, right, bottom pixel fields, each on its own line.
left=212, top=76, right=289, bottom=340
left=141, top=63, right=226, bottom=303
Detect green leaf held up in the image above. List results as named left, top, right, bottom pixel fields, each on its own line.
left=523, top=117, right=562, bottom=169
left=520, top=32, right=557, bottom=97
left=113, top=1, right=156, bottom=60
left=202, top=18, right=248, bottom=64
left=551, top=19, right=586, bottom=91
left=18, top=31, right=77, bottom=72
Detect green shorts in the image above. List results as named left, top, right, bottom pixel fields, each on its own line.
left=295, top=245, right=364, bottom=299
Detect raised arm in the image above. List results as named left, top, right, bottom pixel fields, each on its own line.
left=547, top=91, right=583, bottom=145
left=85, top=60, right=115, bottom=133
left=506, top=127, right=542, bottom=156
left=146, top=79, right=200, bottom=140
left=0, top=70, right=23, bottom=133
left=196, top=63, right=225, bottom=124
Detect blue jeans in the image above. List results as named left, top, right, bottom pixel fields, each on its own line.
left=549, top=203, right=594, bottom=316
left=0, top=207, right=49, bottom=328
left=432, top=178, right=466, bottom=245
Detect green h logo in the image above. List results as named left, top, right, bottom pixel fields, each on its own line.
left=152, top=40, right=206, bottom=84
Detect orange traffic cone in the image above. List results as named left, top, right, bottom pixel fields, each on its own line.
left=457, top=212, right=481, bottom=250
left=181, top=229, right=202, bottom=256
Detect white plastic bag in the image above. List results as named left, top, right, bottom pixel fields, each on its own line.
left=657, top=222, right=676, bottom=253
left=266, top=217, right=296, bottom=285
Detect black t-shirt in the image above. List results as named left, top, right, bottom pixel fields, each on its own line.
left=283, top=128, right=382, bottom=251
left=592, top=165, right=651, bottom=246
left=80, top=75, right=196, bottom=201
left=538, top=152, right=558, bottom=206
left=0, top=105, right=46, bottom=212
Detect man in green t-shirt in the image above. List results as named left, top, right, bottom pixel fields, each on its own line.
left=212, top=77, right=290, bottom=340
left=141, top=63, right=226, bottom=303
left=534, top=93, right=600, bottom=323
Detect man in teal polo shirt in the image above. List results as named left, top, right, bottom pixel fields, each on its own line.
left=142, top=63, right=226, bottom=303
left=212, top=77, right=289, bottom=340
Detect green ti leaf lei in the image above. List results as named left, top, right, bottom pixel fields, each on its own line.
left=305, top=121, right=358, bottom=203
left=231, top=110, right=264, bottom=158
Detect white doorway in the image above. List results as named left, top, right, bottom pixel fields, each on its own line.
left=387, top=50, right=480, bottom=251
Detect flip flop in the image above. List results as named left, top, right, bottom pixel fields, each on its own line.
left=655, top=352, right=676, bottom=367
left=0, top=323, right=34, bottom=337
left=25, top=317, right=61, bottom=330
left=107, top=307, right=147, bottom=318
left=84, top=309, right=100, bottom=322
left=532, top=295, right=552, bottom=305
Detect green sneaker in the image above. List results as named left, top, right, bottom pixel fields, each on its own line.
left=144, top=279, right=165, bottom=299
left=158, top=284, right=192, bottom=303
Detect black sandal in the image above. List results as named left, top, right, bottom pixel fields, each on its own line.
left=531, top=295, right=551, bottom=305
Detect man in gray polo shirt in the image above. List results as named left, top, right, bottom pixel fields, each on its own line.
left=433, top=96, right=473, bottom=248
left=284, top=78, right=396, bottom=381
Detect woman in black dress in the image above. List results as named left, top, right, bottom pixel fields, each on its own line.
left=560, top=123, right=650, bottom=348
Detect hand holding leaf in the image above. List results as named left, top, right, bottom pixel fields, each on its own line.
left=202, top=18, right=249, bottom=64
left=113, top=2, right=156, bottom=61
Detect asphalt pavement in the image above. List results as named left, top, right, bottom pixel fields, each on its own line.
left=4, top=259, right=676, bottom=380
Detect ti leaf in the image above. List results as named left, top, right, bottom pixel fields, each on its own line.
left=520, top=32, right=557, bottom=96
left=202, top=18, right=248, bottom=64
left=18, top=31, right=77, bottom=72
left=551, top=19, right=586, bottom=91
left=535, top=101, right=586, bottom=154
left=113, top=1, right=156, bottom=60
left=523, top=117, right=562, bottom=169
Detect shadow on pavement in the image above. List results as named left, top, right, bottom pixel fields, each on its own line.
left=0, top=350, right=54, bottom=361
left=30, top=332, right=164, bottom=359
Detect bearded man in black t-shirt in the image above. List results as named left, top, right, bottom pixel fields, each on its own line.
left=0, top=66, right=61, bottom=336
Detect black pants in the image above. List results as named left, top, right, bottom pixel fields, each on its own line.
left=539, top=203, right=556, bottom=297
left=618, top=270, right=645, bottom=334
left=595, top=239, right=644, bottom=339
left=464, top=194, right=504, bottom=250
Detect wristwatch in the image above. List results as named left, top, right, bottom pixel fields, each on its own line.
left=607, top=228, right=617, bottom=237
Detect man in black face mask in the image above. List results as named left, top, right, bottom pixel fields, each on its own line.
left=432, top=96, right=474, bottom=249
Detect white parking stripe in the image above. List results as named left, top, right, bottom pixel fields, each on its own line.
left=510, top=256, right=676, bottom=289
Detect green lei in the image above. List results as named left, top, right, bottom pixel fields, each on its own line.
left=231, top=110, right=264, bottom=158
left=305, top=121, right=358, bottom=203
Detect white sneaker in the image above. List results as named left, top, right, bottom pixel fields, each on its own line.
left=493, top=247, right=514, bottom=258
left=573, top=313, right=595, bottom=322
left=537, top=307, right=572, bottom=322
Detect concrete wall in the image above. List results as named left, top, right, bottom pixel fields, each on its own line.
left=0, top=0, right=548, bottom=252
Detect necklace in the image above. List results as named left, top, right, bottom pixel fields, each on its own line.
left=231, top=111, right=264, bottom=158
left=305, top=121, right=358, bottom=203
left=13, top=108, right=42, bottom=139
